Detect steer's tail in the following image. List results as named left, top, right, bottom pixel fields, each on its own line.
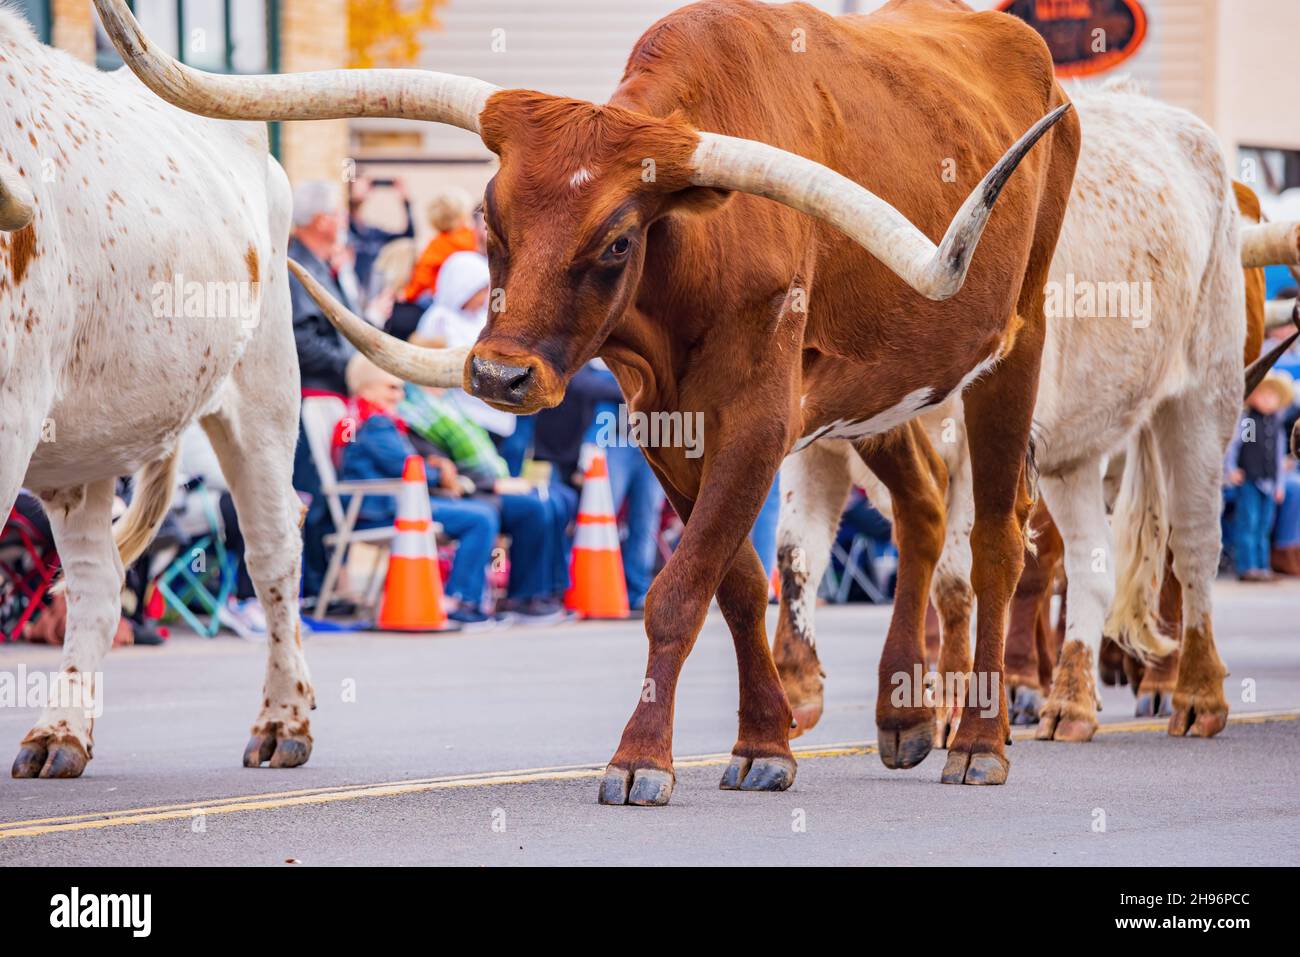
left=1104, top=426, right=1176, bottom=660
left=114, top=452, right=182, bottom=570
left=0, top=162, right=34, bottom=231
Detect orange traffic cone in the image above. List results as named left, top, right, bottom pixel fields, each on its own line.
left=565, top=451, right=630, bottom=619
left=377, top=455, right=451, bottom=632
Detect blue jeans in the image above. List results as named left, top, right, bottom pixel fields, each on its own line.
left=1274, top=472, right=1300, bottom=549
left=750, top=478, right=781, bottom=579
left=494, top=415, right=535, bottom=478
left=605, top=444, right=665, bottom=608
left=498, top=490, right=570, bottom=600
left=431, top=497, right=499, bottom=605
left=1233, top=482, right=1277, bottom=575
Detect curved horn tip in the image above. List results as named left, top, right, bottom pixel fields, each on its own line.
left=979, top=102, right=1073, bottom=210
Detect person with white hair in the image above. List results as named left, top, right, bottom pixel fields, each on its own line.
left=287, top=181, right=364, bottom=609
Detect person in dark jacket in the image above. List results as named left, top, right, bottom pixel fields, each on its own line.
left=287, top=181, right=361, bottom=605
left=289, top=181, right=358, bottom=397
left=1226, top=372, right=1294, bottom=581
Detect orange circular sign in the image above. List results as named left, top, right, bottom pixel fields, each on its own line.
left=997, top=0, right=1149, bottom=78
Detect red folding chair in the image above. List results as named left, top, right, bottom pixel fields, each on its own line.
left=0, top=507, right=61, bottom=642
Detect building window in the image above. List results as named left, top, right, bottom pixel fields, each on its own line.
left=95, top=0, right=275, bottom=74
left=17, top=0, right=52, bottom=43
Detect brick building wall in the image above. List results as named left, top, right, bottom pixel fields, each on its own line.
left=50, top=0, right=95, bottom=63
left=277, top=0, right=350, bottom=188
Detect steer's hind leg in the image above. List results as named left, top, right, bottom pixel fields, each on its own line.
left=941, top=336, right=1043, bottom=786
left=858, top=423, right=947, bottom=770
left=773, top=440, right=855, bottom=739
left=1034, top=460, right=1111, bottom=743
left=13, top=480, right=119, bottom=779
left=1154, top=396, right=1231, bottom=739
left=1006, top=504, right=1063, bottom=726
left=717, top=542, right=799, bottom=791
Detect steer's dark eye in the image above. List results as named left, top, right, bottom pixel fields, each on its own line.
left=607, top=237, right=631, bottom=259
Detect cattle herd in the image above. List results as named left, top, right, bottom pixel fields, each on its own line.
left=1, top=0, right=1297, bottom=807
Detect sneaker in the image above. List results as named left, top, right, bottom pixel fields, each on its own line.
left=501, top=596, right=568, bottom=626
left=234, top=598, right=268, bottom=634
left=221, top=598, right=266, bottom=640
left=448, top=604, right=498, bottom=631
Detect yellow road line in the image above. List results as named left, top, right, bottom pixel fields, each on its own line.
left=2, top=708, right=1295, bottom=840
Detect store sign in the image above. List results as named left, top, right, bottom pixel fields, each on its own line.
left=997, top=0, right=1149, bottom=78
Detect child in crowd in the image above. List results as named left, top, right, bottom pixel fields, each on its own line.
left=1226, top=371, right=1294, bottom=581
left=401, top=188, right=478, bottom=305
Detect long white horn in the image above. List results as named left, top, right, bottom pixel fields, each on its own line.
left=689, top=103, right=1071, bottom=301
left=93, top=0, right=496, bottom=132
left=1242, top=221, right=1300, bottom=268
left=288, top=261, right=468, bottom=388
left=0, top=163, right=34, bottom=232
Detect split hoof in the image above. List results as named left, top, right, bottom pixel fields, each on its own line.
left=1035, top=710, right=1097, bottom=742
left=598, top=766, right=674, bottom=806
left=940, top=749, right=1008, bottom=786
left=720, top=755, right=796, bottom=791
left=1135, top=689, right=1173, bottom=719
left=243, top=726, right=313, bottom=769
left=12, top=736, right=89, bottom=779
left=1169, top=704, right=1228, bottom=739
left=878, top=722, right=934, bottom=769
left=1009, top=685, right=1043, bottom=726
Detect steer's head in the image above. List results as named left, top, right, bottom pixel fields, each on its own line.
left=93, top=0, right=1070, bottom=412
left=470, top=92, right=720, bottom=412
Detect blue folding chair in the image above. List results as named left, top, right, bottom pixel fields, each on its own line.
left=155, top=479, right=236, bottom=638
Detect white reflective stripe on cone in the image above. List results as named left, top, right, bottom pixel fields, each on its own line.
left=573, top=519, right=620, bottom=552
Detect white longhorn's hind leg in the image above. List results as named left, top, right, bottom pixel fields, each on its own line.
left=1034, top=460, right=1111, bottom=743
left=12, top=480, right=121, bottom=778
left=930, top=445, right=974, bottom=748
left=1154, top=395, right=1231, bottom=738
left=773, top=440, right=855, bottom=738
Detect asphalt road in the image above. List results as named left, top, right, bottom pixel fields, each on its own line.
left=2, top=579, right=1298, bottom=866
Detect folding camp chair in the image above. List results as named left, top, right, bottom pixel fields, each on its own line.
left=819, top=533, right=890, bottom=605
left=301, top=396, right=407, bottom=615
left=0, top=507, right=61, bottom=642
left=154, top=478, right=237, bottom=637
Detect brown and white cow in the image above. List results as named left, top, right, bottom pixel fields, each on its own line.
left=773, top=85, right=1292, bottom=753
left=2, top=11, right=312, bottom=778
left=97, top=0, right=1079, bottom=801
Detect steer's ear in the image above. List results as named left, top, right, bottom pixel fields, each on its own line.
left=660, top=184, right=732, bottom=220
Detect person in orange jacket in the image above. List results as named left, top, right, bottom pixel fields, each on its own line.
left=402, top=187, right=478, bottom=305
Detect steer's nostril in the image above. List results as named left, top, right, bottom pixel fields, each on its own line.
left=506, top=367, right=533, bottom=399
left=469, top=356, right=535, bottom=406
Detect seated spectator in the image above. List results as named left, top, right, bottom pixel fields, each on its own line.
left=1226, top=371, right=1293, bottom=581
left=401, top=384, right=570, bottom=622
left=336, top=358, right=563, bottom=626
left=402, top=188, right=478, bottom=305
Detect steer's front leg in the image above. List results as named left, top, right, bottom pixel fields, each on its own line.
left=597, top=425, right=794, bottom=807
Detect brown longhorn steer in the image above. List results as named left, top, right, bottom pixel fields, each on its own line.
left=98, top=0, right=1079, bottom=801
